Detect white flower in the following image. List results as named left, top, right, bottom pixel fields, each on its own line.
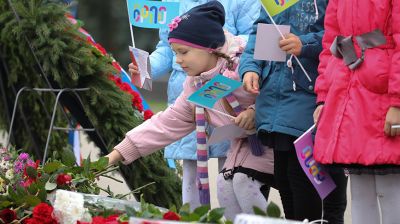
left=5, top=169, right=14, bottom=180
left=53, top=190, right=85, bottom=224
left=0, top=160, right=10, bottom=170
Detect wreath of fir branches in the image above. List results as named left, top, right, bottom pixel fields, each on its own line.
left=0, top=0, right=181, bottom=208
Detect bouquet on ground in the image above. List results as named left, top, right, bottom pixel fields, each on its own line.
left=0, top=146, right=121, bottom=223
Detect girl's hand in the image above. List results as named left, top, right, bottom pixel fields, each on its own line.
left=235, top=108, right=255, bottom=130
left=243, top=72, right=260, bottom=94
left=313, top=104, right=324, bottom=125
left=279, top=33, right=302, bottom=56
left=384, top=106, right=400, bottom=137
left=128, top=63, right=140, bottom=79
left=105, top=150, right=123, bottom=165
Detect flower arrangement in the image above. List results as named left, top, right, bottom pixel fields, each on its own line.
left=0, top=146, right=281, bottom=224
left=0, top=146, right=121, bottom=223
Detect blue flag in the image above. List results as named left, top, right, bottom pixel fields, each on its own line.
left=127, top=0, right=180, bottom=29
left=188, top=75, right=242, bottom=109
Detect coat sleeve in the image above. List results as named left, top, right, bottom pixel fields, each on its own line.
left=389, top=1, right=400, bottom=107
left=238, top=8, right=268, bottom=80
left=298, top=0, right=327, bottom=60
left=114, top=93, right=195, bottom=164
left=314, top=0, right=339, bottom=104
left=233, top=0, right=261, bottom=42
left=149, top=28, right=174, bottom=80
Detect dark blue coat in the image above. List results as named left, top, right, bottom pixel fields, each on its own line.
left=239, top=0, right=327, bottom=138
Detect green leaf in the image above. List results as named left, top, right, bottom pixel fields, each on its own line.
left=27, top=183, right=39, bottom=195
left=253, top=206, right=267, bottom=216
left=38, top=173, right=50, bottom=184
left=38, top=188, right=47, bottom=201
left=61, top=148, right=77, bottom=166
left=179, top=203, right=191, bottom=216
left=92, top=157, right=109, bottom=170
left=26, top=166, right=38, bottom=179
left=83, top=156, right=91, bottom=175
left=207, top=208, right=225, bottom=222
left=0, top=201, right=12, bottom=209
left=45, top=181, right=57, bottom=191
left=180, top=213, right=201, bottom=222
left=193, top=205, right=210, bottom=217
left=225, top=220, right=234, bottom=224
left=43, top=161, right=63, bottom=173
left=266, top=202, right=281, bottom=218
left=23, top=195, right=41, bottom=206
left=169, top=205, right=177, bottom=213
left=8, top=186, right=18, bottom=200
left=72, top=176, right=88, bottom=185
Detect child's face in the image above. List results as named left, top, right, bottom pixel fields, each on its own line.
left=171, top=43, right=218, bottom=76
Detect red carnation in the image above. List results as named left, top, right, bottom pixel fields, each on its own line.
left=95, top=43, right=107, bottom=55
left=115, top=77, right=122, bottom=85
left=143, top=110, right=154, bottom=120
left=25, top=203, right=57, bottom=224
left=87, top=36, right=96, bottom=45
left=112, top=62, right=122, bottom=72
left=133, top=102, right=144, bottom=112
left=162, top=211, right=180, bottom=221
left=56, top=173, right=72, bottom=186
left=33, top=203, right=54, bottom=219
left=0, top=208, right=17, bottom=223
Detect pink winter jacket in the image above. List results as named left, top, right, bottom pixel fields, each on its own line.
left=115, top=32, right=274, bottom=175
left=314, top=0, right=400, bottom=166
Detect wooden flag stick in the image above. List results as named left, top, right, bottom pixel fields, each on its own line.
left=126, top=0, right=136, bottom=48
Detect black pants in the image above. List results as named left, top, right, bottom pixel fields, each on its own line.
left=261, top=132, right=347, bottom=223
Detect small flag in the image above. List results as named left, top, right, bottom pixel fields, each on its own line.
left=260, top=0, right=299, bottom=17
left=68, top=124, right=81, bottom=166
left=187, top=75, right=242, bottom=109
left=127, top=0, right=180, bottom=29
left=294, top=125, right=336, bottom=199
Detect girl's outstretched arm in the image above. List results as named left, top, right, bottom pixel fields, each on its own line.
left=109, top=93, right=195, bottom=165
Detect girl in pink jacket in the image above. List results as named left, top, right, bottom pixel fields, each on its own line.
left=313, top=0, right=400, bottom=223
left=106, top=2, right=274, bottom=220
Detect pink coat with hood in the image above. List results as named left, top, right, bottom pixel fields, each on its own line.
left=115, top=32, right=274, bottom=175
left=314, top=0, right=400, bottom=166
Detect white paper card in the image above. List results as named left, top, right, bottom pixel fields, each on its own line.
left=207, top=124, right=246, bottom=146
left=254, top=23, right=291, bottom=62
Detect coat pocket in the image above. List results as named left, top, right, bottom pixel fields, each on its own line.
left=356, top=48, right=390, bottom=94
left=292, top=58, right=318, bottom=94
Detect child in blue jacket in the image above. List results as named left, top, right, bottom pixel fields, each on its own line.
left=239, top=1, right=347, bottom=223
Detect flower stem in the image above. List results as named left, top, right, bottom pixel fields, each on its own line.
left=94, top=166, right=120, bottom=177
left=100, top=174, right=123, bottom=183
left=116, top=182, right=155, bottom=199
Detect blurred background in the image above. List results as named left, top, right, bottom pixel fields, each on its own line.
left=75, top=0, right=168, bottom=112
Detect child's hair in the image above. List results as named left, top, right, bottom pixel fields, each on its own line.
left=212, top=51, right=234, bottom=71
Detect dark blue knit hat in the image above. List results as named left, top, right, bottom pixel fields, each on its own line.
left=168, top=1, right=225, bottom=51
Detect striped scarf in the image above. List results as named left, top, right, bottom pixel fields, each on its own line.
left=196, top=92, right=263, bottom=205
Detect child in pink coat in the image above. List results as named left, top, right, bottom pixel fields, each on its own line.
left=106, top=2, right=274, bottom=220
left=313, top=0, right=400, bottom=223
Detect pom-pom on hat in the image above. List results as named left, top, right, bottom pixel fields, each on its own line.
left=168, top=1, right=226, bottom=51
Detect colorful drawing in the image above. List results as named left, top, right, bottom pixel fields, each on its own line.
left=294, top=125, right=336, bottom=199
left=127, top=0, right=180, bottom=29
left=188, top=75, right=242, bottom=109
